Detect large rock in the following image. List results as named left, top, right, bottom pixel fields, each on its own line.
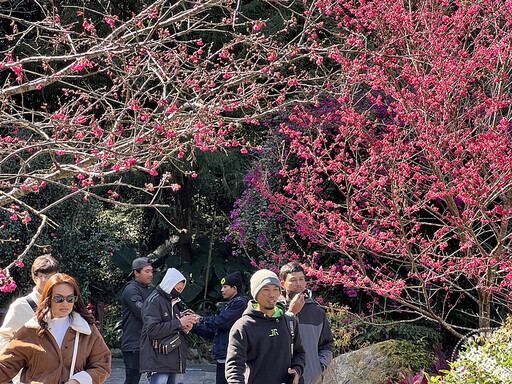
left=323, top=340, right=412, bottom=384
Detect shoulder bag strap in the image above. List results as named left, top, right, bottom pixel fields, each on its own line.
left=25, top=297, right=38, bottom=312
left=285, top=313, right=295, bottom=356
left=69, top=331, right=80, bottom=380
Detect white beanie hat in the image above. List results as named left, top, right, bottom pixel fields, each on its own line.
left=159, top=268, right=186, bottom=294
left=250, top=269, right=282, bottom=300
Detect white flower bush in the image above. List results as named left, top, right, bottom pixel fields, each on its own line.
left=429, top=318, right=512, bottom=383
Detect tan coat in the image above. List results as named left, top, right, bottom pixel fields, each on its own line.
left=0, top=312, right=111, bottom=384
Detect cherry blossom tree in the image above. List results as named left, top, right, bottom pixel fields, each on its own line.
left=3, top=0, right=512, bottom=338
left=229, top=0, right=512, bottom=336
left=0, top=0, right=332, bottom=287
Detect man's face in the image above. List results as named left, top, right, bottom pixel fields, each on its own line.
left=134, top=265, right=153, bottom=285
left=33, top=272, right=56, bottom=294
left=281, top=271, right=306, bottom=294
left=256, top=284, right=280, bottom=311
left=221, top=284, right=237, bottom=300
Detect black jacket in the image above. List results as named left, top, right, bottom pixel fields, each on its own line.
left=193, top=293, right=248, bottom=360
left=139, top=286, right=187, bottom=374
left=226, top=301, right=306, bottom=384
left=121, top=279, right=151, bottom=352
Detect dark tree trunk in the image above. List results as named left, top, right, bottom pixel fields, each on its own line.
left=174, top=176, right=193, bottom=264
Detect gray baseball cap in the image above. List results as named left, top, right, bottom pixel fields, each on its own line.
left=132, top=257, right=152, bottom=271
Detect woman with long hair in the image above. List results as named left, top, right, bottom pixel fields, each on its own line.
left=0, top=273, right=111, bottom=384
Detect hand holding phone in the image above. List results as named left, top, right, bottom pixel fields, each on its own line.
left=181, top=309, right=195, bottom=316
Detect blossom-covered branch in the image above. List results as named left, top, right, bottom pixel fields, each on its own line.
left=0, top=0, right=336, bottom=285
left=228, top=0, right=512, bottom=336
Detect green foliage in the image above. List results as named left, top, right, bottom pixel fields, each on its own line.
left=192, top=149, right=251, bottom=208
left=428, top=318, right=512, bottom=384
left=112, top=248, right=140, bottom=276
left=97, top=207, right=145, bottom=248
left=110, top=236, right=254, bottom=311
left=380, top=340, right=433, bottom=379
left=102, top=304, right=123, bottom=349
left=42, top=201, right=128, bottom=303
left=325, top=305, right=360, bottom=356
left=0, top=197, right=129, bottom=309
left=354, top=319, right=444, bottom=352
left=325, top=306, right=444, bottom=357
left=179, top=236, right=254, bottom=305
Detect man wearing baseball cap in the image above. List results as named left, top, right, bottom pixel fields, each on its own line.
left=121, top=257, right=154, bottom=384
left=226, top=269, right=306, bottom=384
left=192, top=271, right=248, bottom=384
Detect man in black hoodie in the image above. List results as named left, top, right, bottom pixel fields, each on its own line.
left=226, top=269, right=306, bottom=384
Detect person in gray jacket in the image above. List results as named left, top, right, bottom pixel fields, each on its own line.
left=121, top=257, right=153, bottom=384
left=280, top=262, right=334, bottom=384
left=139, top=268, right=198, bottom=384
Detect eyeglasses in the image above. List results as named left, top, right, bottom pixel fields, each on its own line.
left=51, top=295, right=78, bottom=303
left=37, top=274, right=52, bottom=281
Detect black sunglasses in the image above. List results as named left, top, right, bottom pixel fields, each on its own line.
left=51, top=295, right=78, bottom=303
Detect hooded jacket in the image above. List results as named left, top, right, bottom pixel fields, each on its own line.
left=225, top=301, right=306, bottom=384
left=121, top=279, right=151, bottom=352
left=0, top=312, right=111, bottom=384
left=193, top=293, right=248, bottom=360
left=281, top=295, right=333, bottom=384
left=139, top=268, right=188, bottom=374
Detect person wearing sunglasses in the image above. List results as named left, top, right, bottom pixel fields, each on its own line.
left=0, top=273, right=111, bottom=384
left=0, top=255, right=60, bottom=354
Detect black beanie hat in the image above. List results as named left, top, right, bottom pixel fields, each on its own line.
left=221, top=271, right=243, bottom=293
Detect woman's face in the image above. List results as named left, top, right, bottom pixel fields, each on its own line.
left=174, top=281, right=185, bottom=293
left=50, top=283, right=76, bottom=319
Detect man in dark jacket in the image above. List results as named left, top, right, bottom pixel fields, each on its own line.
left=192, top=271, right=248, bottom=384
left=226, top=269, right=306, bottom=384
left=121, top=257, right=153, bottom=384
left=280, top=262, right=334, bottom=384
left=140, top=268, right=198, bottom=384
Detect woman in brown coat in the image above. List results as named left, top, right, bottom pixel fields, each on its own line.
left=0, top=273, right=111, bottom=384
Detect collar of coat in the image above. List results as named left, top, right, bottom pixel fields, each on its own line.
left=24, top=312, right=92, bottom=335
left=156, top=285, right=181, bottom=306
